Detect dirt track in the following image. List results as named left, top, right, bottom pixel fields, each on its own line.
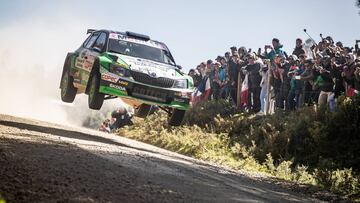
left=0, top=114, right=324, bottom=203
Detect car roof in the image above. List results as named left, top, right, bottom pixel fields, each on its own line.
left=90, top=29, right=165, bottom=46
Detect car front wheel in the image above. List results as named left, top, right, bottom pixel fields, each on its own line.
left=88, top=73, right=104, bottom=110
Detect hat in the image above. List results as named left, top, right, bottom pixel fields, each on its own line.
left=230, top=46, right=237, bottom=51
left=289, top=55, right=298, bottom=61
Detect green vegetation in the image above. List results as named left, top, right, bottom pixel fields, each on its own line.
left=116, top=96, right=360, bottom=201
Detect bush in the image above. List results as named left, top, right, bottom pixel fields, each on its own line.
left=183, top=99, right=237, bottom=128
left=115, top=97, right=360, bottom=199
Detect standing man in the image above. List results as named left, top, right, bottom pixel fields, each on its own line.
left=292, top=38, right=306, bottom=57
left=245, top=53, right=262, bottom=112
left=265, top=38, right=285, bottom=61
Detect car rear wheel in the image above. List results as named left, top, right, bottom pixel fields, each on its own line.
left=135, top=104, right=152, bottom=118
left=168, top=109, right=185, bottom=126
left=88, top=73, right=104, bottom=110
left=60, top=68, right=77, bottom=103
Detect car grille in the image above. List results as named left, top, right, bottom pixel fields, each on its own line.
left=130, top=85, right=171, bottom=103
left=130, top=70, right=175, bottom=88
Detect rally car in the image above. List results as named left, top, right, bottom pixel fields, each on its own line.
left=60, top=29, right=194, bottom=126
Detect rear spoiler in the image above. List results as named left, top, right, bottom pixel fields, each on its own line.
left=87, top=29, right=97, bottom=34
left=126, top=31, right=150, bottom=41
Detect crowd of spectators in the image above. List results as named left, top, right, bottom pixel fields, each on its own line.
left=189, top=35, right=360, bottom=114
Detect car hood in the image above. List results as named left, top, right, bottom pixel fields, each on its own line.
left=114, top=54, right=178, bottom=78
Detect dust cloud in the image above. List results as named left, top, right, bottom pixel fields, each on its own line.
left=0, top=19, right=124, bottom=128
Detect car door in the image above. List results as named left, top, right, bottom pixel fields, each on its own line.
left=83, top=32, right=107, bottom=72
left=73, top=32, right=100, bottom=85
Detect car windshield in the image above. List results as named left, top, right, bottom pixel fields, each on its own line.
left=108, top=39, right=175, bottom=66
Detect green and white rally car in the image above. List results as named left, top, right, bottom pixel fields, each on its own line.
left=60, top=29, right=194, bottom=126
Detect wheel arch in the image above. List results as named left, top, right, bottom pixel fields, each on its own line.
left=85, top=57, right=101, bottom=94
left=60, top=53, right=75, bottom=88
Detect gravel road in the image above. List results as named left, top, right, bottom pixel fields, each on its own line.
left=0, top=114, right=324, bottom=203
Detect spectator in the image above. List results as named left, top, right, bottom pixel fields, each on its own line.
left=219, top=58, right=230, bottom=99
left=212, top=62, right=222, bottom=100
left=189, top=68, right=202, bottom=87
left=230, top=46, right=238, bottom=56
left=265, top=38, right=286, bottom=60
left=188, top=33, right=359, bottom=116
left=238, top=47, right=248, bottom=60
left=288, top=69, right=303, bottom=110
left=315, top=65, right=335, bottom=109
left=228, top=50, right=240, bottom=104
left=245, top=53, right=261, bottom=112
left=215, top=56, right=222, bottom=63
left=292, top=38, right=306, bottom=57
left=272, top=55, right=285, bottom=110
left=300, top=59, right=315, bottom=106
left=259, top=61, right=269, bottom=114
left=99, top=119, right=111, bottom=133
left=198, top=62, right=207, bottom=78
left=225, top=52, right=231, bottom=62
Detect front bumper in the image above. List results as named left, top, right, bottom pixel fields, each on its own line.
left=99, top=76, right=192, bottom=110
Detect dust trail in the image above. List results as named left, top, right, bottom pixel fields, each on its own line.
left=0, top=19, right=124, bottom=128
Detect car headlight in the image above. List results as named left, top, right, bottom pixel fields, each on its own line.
left=109, top=64, right=131, bottom=77
left=173, top=79, right=187, bottom=89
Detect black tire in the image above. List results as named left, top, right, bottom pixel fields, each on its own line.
left=60, top=64, right=77, bottom=103
left=168, top=109, right=185, bottom=126
left=88, top=73, right=104, bottom=110
left=135, top=104, right=152, bottom=118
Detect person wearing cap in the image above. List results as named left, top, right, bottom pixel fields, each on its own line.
left=292, top=38, right=306, bottom=58
left=230, top=46, right=237, bottom=56
left=238, top=47, right=248, bottom=60
left=245, top=53, right=261, bottom=112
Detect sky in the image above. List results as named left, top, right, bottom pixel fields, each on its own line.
left=0, top=0, right=359, bottom=124
left=0, top=0, right=359, bottom=71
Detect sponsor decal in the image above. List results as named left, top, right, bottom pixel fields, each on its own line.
left=109, top=33, right=165, bottom=50
left=109, top=33, right=119, bottom=39
left=109, top=83, right=126, bottom=91
left=75, top=58, right=85, bottom=69
left=118, top=80, right=129, bottom=87
left=102, top=73, right=119, bottom=83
